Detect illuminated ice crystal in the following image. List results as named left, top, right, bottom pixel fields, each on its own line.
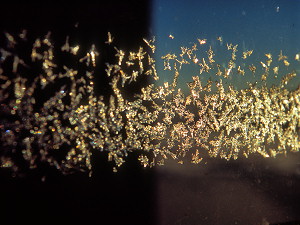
left=0, top=31, right=299, bottom=175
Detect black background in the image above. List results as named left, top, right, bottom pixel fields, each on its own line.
left=0, top=2, right=156, bottom=225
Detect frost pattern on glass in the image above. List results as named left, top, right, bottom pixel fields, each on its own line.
left=0, top=31, right=299, bottom=175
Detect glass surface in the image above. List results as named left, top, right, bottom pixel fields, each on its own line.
left=152, top=0, right=300, bottom=89
left=0, top=1, right=299, bottom=225
left=151, top=0, right=300, bottom=224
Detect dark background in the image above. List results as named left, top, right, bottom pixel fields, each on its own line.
left=0, top=2, right=156, bottom=225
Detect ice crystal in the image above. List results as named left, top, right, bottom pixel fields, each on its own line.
left=0, top=31, right=299, bottom=175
